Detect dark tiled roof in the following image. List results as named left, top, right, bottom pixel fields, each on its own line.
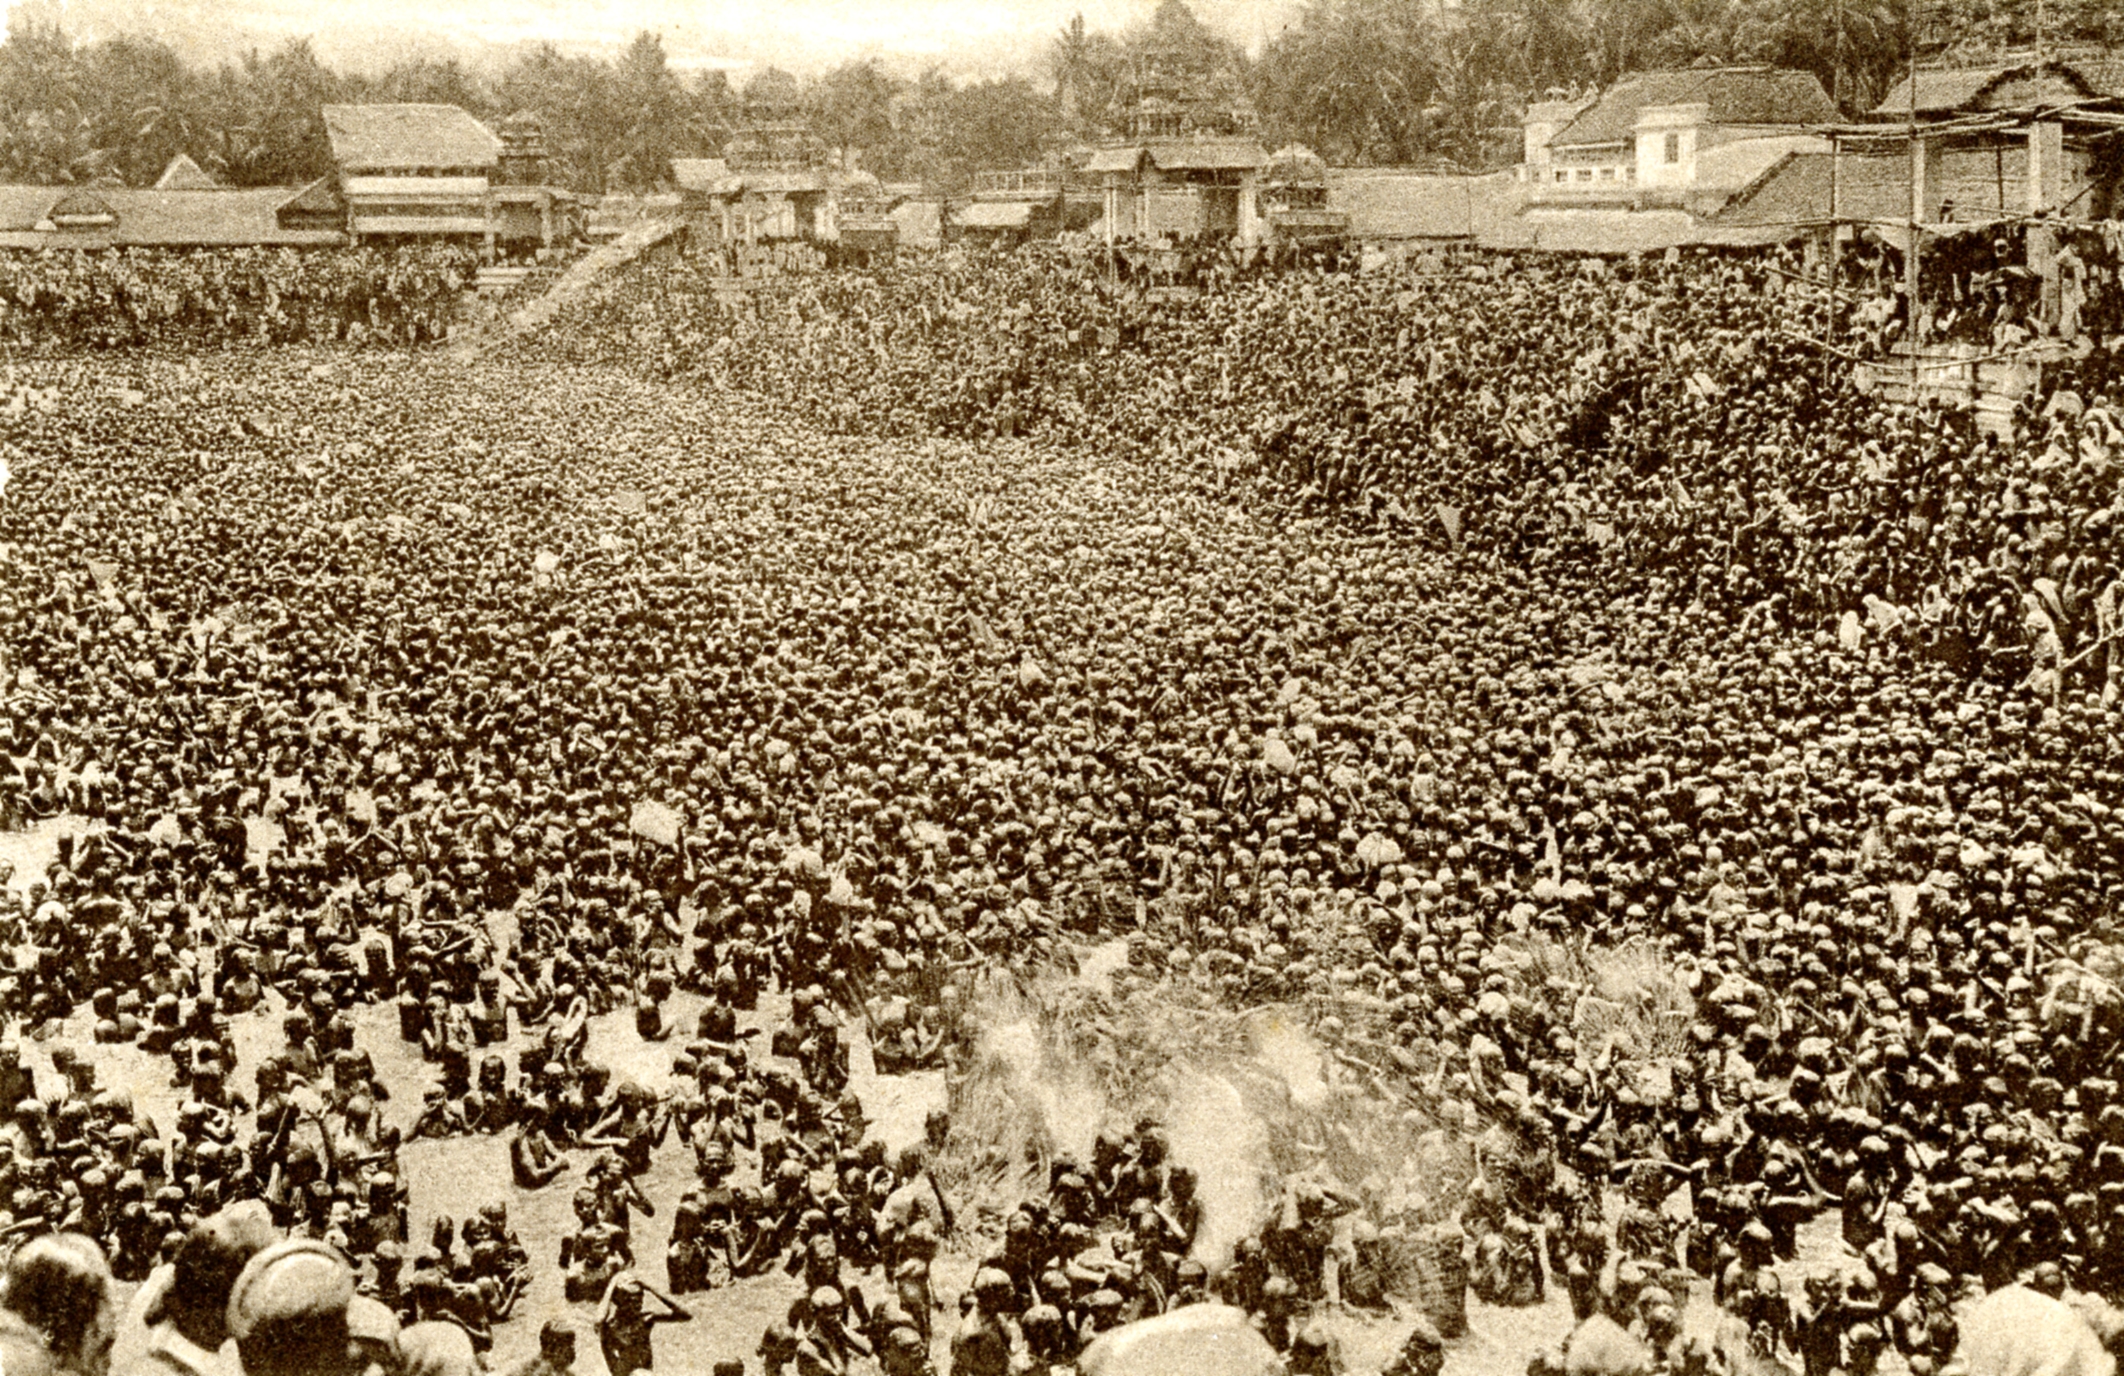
left=277, top=179, right=343, bottom=218
left=1553, top=68, right=1836, bottom=148
left=0, top=185, right=343, bottom=247
left=1085, top=147, right=1147, bottom=174
left=2077, top=57, right=2124, bottom=97
left=1871, top=61, right=2098, bottom=116
left=1525, top=98, right=1595, bottom=126
left=323, top=104, right=501, bottom=172
left=1716, top=152, right=1932, bottom=229
left=1326, top=169, right=1517, bottom=240
left=47, top=190, right=116, bottom=222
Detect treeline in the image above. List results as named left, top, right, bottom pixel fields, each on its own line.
left=1250, top=0, right=2124, bottom=167
left=0, top=21, right=1053, bottom=195
left=0, top=0, right=2115, bottom=192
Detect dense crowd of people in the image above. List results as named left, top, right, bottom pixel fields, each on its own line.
left=0, top=246, right=477, bottom=349
left=0, top=233, right=2120, bottom=1375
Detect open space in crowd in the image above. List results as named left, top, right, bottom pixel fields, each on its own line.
left=0, top=240, right=2123, bottom=1376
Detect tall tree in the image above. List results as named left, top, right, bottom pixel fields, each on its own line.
left=0, top=17, right=86, bottom=183
left=1255, top=0, right=1438, bottom=165
left=607, top=32, right=685, bottom=189
left=1643, top=0, right=1745, bottom=69
left=1731, top=0, right=1904, bottom=113
left=1456, top=0, right=1593, bottom=96
left=1133, top=0, right=1242, bottom=79
left=1050, top=14, right=1091, bottom=121
left=491, top=44, right=612, bottom=192
left=362, top=56, right=489, bottom=113
left=689, top=68, right=739, bottom=155
left=215, top=39, right=345, bottom=186
left=76, top=36, right=204, bottom=185
left=946, top=76, right=1056, bottom=178
left=1583, top=0, right=1690, bottom=86
left=893, top=67, right=960, bottom=185
left=809, top=59, right=900, bottom=170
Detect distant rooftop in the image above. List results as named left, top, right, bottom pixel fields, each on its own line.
left=322, top=105, right=502, bottom=172
left=1550, top=67, right=1837, bottom=148
left=1870, top=59, right=2101, bottom=117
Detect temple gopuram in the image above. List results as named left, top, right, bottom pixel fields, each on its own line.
left=674, top=71, right=900, bottom=261
left=958, top=18, right=1274, bottom=249
left=1085, top=48, right=1270, bottom=246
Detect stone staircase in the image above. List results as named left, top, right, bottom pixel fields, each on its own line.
left=450, top=220, right=682, bottom=355
left=501, top=220, right=682, bottom=337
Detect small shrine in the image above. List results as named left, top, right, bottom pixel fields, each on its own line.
left=486, top=111, right=580, bottom=257
left=1260, top=144, right=1349, bottom=247
left=832, top=170, right=902, bottom=263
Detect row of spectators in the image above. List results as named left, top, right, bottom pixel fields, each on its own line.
left=0, top=246, right=476, bottom=349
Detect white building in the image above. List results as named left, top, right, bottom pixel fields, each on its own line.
left=1524, top=67, right=1837, bottom=209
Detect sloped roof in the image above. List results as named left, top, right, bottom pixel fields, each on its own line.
left=1525, top=98, right=1595, bottom=126
left=1326, top=169, right=1518, bottom=240
left=1266, top=144, right=1328, bottom=187
left=114, top=189, right=346, bottom=245
left=1552, top=68, right=1836, bottom=147
left=1715, top=151, right=1934, bottom=230
left=1086, top=147, right=1147, bottom=174
left=1874, top=69, right=2008, bottom=116
left=671, top=158, right=738, bottom=194
left=277, top=178, right=343, bottom=217
left=343, top=176, right=488, bottom=198
left=0, top=186, right=57, bottom=231
left=1871, top=61, right=2098, bottom=117
left=323, top=104, right=501, bottom=171
left=1146, top=138, right=1268, bottom=171
left=48, top=190, right=116, bottom=222
left=736, top=170, right=825, bottom=195
left=2076, top=57, right=2124, bottom=98
left=0, top=185, right=343, bottom=248
left=1690, top=134, right=1830, bottom=194
left=958, top=201, right=1035, bottom=229
left=153, top=154, right=219, bottom=191
left=1497, top=207, right=1706, bottom=253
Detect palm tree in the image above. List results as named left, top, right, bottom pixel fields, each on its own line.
left=1731, top=0, right=1903, bottom=112
left=1050, top=14, right=1091, bottom=121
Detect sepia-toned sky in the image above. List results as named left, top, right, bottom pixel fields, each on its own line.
left=18, top=0, right=1300, bottom=78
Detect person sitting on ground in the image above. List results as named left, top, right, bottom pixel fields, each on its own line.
left=597, top=1271, right=691, bottom=1376
left=498, top=1319, right=579, bottom=1376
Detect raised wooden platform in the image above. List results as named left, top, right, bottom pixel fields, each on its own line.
left=1852, top=342, right=2069, bottom=437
